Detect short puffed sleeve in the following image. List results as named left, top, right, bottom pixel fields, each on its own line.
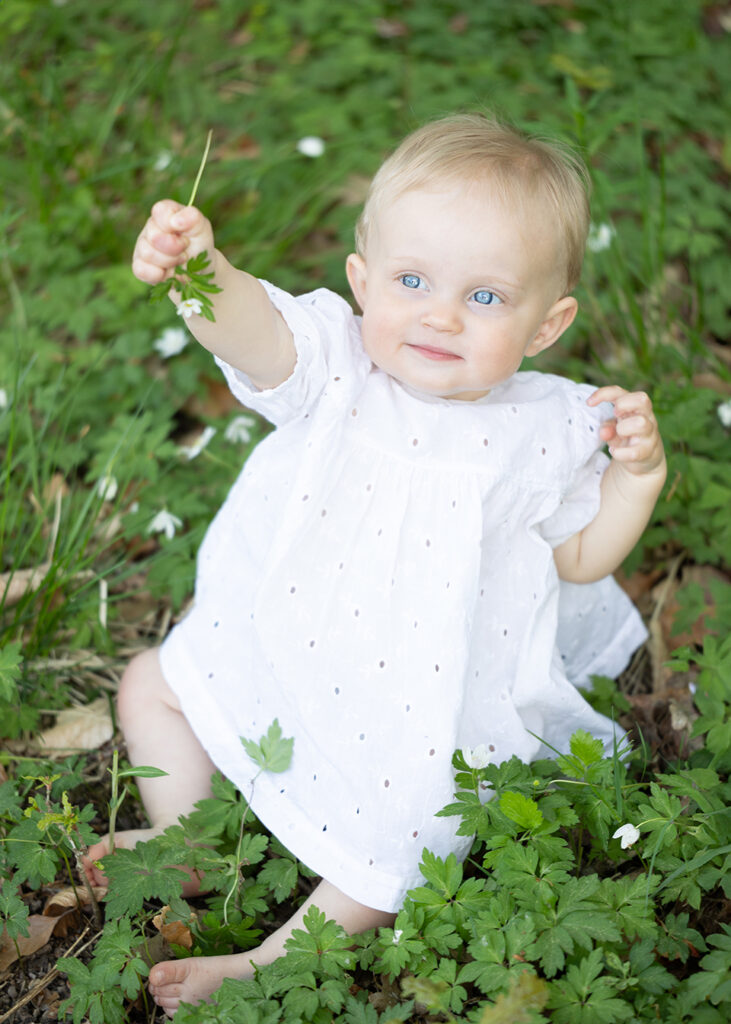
left=214, top=281, right=366, bottom=426
left=538, top=384, right=612, bottom=548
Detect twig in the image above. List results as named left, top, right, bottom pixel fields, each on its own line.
left=647, top=552, right=684, bottom=694
left=0, top=926, right=95, bottom=1024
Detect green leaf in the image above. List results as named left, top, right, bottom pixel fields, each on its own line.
left=283, top=906, right=357, bottom=978
left=499, top=792, right=544, bottom=831
left=0, top=878, right=29, bottom=940
left=528, top=875, right=620, bottom=977
left=100, top=839, right=187, bottom=917
left=0, top=641, right=22, bottom=702
left=418, top=850, right=463, bottom=898
left=241, top=719, right=294, bottom=774
left=115, top=765, right=169, bottom=780
left=257, top=856, right=298, bottom=903
left=477, top=970, right=550, bottom=1023
left=7, top=818, right=60, bottom=887
left=547, top=948, right=633, bottom=1023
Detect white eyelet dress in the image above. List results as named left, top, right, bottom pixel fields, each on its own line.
left=159, top=282, right=647, bottom=912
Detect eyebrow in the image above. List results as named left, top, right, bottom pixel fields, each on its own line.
left=387, top=258, right=524, bottom=293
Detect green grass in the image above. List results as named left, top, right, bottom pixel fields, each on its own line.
left=1, top=1, right=730, bottom=1021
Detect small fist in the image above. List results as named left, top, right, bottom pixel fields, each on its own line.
left=587, top=385, right=666, bottom=477
left=132, top=200, right=215, bottom=285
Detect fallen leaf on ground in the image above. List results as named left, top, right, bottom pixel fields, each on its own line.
left=0, top=563, right=51, bottom=608
left=43, top=885, right=106, bottom=936
left=661, top=565, right=728, bottom=649
left=152, top=905, right=195, bottom=950
left=34, top=696, right=113, bottom=754
left=0, top=915, right=57, bottom=974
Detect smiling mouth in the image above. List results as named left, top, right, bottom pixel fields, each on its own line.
left=408, top=343, right=463, bottom=361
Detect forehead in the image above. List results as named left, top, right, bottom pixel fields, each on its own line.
left=371, top=185, right=562, bottom=279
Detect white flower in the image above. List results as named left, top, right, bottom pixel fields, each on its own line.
left=717, top=399, right=731, bottom=428
left=612, top=823, right=641, bottom=849
left=96, top=475, right=118, bottom=502
left=463, top=744, right=491, bottom=769
left=224, top=414, right=256, bottom=444
left=0, top=388, right=8, bottom=410
left=179, top=426, right=216, bottom=461
left=296, top=136, right=326, bottom=158
left=392, top=929, right=403, bottom=944
left=176, top=297, right=204, bottom=319
left=153, top=326, right=188, bottom=358
left=587, top=222, right=616, bottom=253
left=154, top=150, right=173, bottom=171
left=147, top=509, right=183, bottom=540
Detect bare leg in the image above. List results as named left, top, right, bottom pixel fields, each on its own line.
left=84, top=647, right=216, bottom=889
left=148, top=879, right=396, bottom=1016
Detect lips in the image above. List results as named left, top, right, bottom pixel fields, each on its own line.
left=408, top=343, right=462, bottom=361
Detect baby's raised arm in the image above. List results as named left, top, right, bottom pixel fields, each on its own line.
left=133, top=200, right=296, bottom=390
left=553, top=386, right=667, bottom=584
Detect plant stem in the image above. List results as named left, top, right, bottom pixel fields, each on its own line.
left=108, top=748, right=120, bottom=855
left=222, top=773, right=258, bottom=925
left=187, top=130, right=213, bottom=207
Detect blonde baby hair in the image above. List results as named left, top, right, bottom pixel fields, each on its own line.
left=355, top=112, right=591, bottom=295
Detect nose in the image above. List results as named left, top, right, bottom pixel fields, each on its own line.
left=420, top=297, right=461, bottom=333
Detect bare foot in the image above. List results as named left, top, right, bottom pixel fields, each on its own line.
left=148, top=951, right=257, bottom=1016
left=83, top=829, right=204, bottom=897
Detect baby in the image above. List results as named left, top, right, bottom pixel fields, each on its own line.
left=86, top=113, right=666, bottom=1015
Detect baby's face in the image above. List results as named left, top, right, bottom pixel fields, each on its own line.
left=346, top=186, right=577, bottom=401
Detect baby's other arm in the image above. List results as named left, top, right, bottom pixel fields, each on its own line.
left=553, top=386, right=666, bottom=584
left=132, top=200, right=296, bottom=390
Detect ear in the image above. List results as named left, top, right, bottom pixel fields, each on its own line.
left=525, top=296, right=578, bottom=357
left=345, top=253, right=367, bottom=311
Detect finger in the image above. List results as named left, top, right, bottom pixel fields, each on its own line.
left=587, top=385, right=627, bottom=407
left=614, top=414, right=653, bottom=439
left=142, top=226, right=188, bottom=260
left=612, top=390, right=653, bottom=418
left=136, top=235, right=185, bottom=268
left=132, top=241, right=181, bottom=284
left=150, top=198, right=187, bottom=231
left=608, top=440, right=649, bottom=462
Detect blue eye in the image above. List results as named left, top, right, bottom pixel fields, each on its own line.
left=400, top=274, right=423, bottom=290
left=473, top=289, right=501, bottom=306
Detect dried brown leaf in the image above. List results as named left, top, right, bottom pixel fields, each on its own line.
left=43, top=885, right=106, bottom=918
left=152, top=905, right=195, bottom=950
left=34, top=696, right=113, bottom=754
left=0, top=563, right=51, bottom=608
left=0, top=915, right=57, bottom=974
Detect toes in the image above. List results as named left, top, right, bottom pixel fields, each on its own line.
left=149, top=960, right=189, bottom=988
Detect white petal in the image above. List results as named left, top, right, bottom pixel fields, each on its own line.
left=296, top=136, right=326, bottom=158
left=153, top=327, right=188, bottom=358
left=717, top=399, right=731, bottom=428
left=176, top=298, right=204, bottom=319
left=612, top=823, right=640, bottom=849
left=96, top=475, right=119, bottom=502
left=148, top=509, right=183, bottom=539
left=587, top=222, right=615, bottom=253
left=0, top=388, right=8, bottom=410
left=154, top=151, right=173, bottom=172
left=179, top=426, right=216, bottom=461
left=224, top=414, right=256, bottom=443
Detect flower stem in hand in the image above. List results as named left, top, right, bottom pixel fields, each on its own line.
left=148, top=129, right=221, bottom=321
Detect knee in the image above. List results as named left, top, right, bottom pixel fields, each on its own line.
left=116, top=647, right=163, bottom=731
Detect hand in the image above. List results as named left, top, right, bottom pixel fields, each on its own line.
left=132, top=199, right=215, bottom=285
left=587, top=385, right=666, bottom=477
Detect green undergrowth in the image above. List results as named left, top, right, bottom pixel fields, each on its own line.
left=1, top=0, right=730, bottom=1020
left=1, top=719, right=729, bottom=1023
